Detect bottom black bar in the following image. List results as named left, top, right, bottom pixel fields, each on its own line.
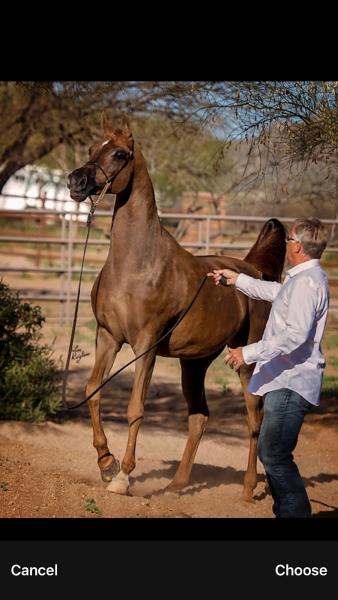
left=0, top=540, right=336, bottom=593
left=1, top=517, right=338, bottom=540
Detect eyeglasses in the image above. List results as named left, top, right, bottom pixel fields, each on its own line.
left=285, top=236, right=298, bottom=243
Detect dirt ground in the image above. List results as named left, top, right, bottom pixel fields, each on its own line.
left=1, top=336, right=338, bottom=519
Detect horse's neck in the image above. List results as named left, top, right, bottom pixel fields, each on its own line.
left=108, top=150, right=162, bottom=265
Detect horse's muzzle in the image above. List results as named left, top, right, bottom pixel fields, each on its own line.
left=67, top=168, right=98, bottom=201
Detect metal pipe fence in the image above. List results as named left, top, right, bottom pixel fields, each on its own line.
left=1, top=204, right=338, bottom=323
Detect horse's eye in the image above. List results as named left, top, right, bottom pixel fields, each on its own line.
left=114, top=151, right=126, bottom=160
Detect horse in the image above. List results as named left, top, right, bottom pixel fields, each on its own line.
left=67, top=114, right=286, bottom=502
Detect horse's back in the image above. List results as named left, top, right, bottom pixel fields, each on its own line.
left=194, top=254, right=261, bottom=278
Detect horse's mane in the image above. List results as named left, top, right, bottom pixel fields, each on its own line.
left=244, top=218, right=286, bottom=282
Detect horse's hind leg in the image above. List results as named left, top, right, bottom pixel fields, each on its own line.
left=86, top=326, right=122, bottom=482
left=238, top=365, right=263, bottom=502
left=166, top=352, right=220, bottom=492
left=237, top=297, right=268, bottom=501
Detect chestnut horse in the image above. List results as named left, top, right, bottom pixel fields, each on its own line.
left=67, top=115, right=286, bottom=501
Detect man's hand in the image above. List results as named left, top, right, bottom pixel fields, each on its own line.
left=207, top=269, right=239, bottom=286
left=224, top=347, right=245, bottom=371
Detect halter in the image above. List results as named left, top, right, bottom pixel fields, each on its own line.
left=62, top=144, right=209, bottom=410
left=87, top=160, right=112, bottom=184
left=63, top=147, right=209, bottom=411
left=87, top=149, right=134, bottom=201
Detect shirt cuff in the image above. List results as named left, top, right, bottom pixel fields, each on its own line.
left=242, top=343, right=259, bottom=365
left=235, top=272, right=253, bottom=293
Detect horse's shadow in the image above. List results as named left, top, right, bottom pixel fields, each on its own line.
left=131, top=463, right=338, bottom=508
left=57, top=367, right=254, bottom=440
left=313, top=508, right=338, bottom=518
left=131, top=460, right=266, bottom=497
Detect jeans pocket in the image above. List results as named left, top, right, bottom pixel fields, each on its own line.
left=297, top=393, right=314, bottom=412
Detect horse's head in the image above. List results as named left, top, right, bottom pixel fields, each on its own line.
left=67, top=114, right=134, bottom=202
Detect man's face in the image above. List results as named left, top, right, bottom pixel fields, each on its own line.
left=286, top=225, right=301, bottom=266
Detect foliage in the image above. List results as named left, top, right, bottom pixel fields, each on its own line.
left=193, top=81, right=338, bottom=161
left=0, top=280, right=61, bottom=421
left=2, top=81, right=338, bottom=216
left=85, top=498, right=102, bottom=515
left=0, top=81, right=210, bottom=192
left=323, top=332, right=338, bottom=351
left=160, top=81, right=338, bottom=215
left=322, top=375, right=338, bottom=396
left=133, top=115, right=233, bottom=208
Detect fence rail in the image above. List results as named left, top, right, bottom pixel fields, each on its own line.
left=1, top=205, right=338, bottom=323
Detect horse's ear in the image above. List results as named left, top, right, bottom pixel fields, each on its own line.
left=121, top=114, right=133, bottom=139
left=101, top=111, right=112, bottom=134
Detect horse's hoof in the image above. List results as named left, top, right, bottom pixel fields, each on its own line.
left=100, top=458, right=120, bottom=483
left=106, top=471, right=130, bottom=495
left=165, top=480, right=188, bottom=494
left=241, top=492, right=255, bottom=504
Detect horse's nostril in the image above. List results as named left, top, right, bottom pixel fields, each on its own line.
left=78, top=174, right=87, bottom=190
left=68, top=170, right=88, bottom=191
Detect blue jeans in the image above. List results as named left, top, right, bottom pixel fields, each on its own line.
left=258, top=388, right=313, bottom=518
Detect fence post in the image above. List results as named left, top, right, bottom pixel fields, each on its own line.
left=331, top=222, right=336, bottom=240
left=206, top=217, right=210, bottom=254
left=59, top=212, right=66, bottom=325
left=198, top=219, right=203, bottom=249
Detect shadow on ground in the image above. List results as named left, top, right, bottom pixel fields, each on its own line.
left=313, top=509, right=338, bottom=518
left=56, top=366, right=338, bottom=434
left=133, top=461, right=266, bottom=496
left=57, top=366, right=249, bottom=438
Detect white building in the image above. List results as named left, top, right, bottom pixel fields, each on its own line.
left=0, top=164, right=89, bottom=219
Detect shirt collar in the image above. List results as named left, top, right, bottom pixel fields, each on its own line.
left=285, top=258, right=320, bottom=278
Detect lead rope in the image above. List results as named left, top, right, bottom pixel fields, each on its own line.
left=66, top=274, right=208, bottom=410
left=62, top=179, right=209, bottom=411
left=61, top=180, right=112, bottom=407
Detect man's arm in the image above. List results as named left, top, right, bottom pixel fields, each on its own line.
left=208, top=268, right=282, bottom=302
left=235, top=273, right=282, bottom=302
left=242, top=277, right=317, bottom=365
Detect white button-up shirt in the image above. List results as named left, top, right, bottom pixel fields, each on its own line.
left=236, top=259, right=329, bottom=405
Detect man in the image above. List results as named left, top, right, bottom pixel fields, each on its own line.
left=208, top=217, right=329, bottom=518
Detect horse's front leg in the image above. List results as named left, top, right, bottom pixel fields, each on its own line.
left=86, top=326, right=122, bottom=482
left=107, top=344, right=157, bottom=495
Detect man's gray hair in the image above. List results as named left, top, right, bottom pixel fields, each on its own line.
left=293, top=217, right=329, bottom=259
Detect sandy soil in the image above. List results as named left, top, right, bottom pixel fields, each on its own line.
left=1, top=341, right=337, bottom=519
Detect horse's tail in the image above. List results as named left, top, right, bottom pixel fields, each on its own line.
left=244, top=218, right=286, bottom=282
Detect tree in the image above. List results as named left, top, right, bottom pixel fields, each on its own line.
left=2, top=81, right=338, bottom=215
left=188, top=81, right=338, bottom=162
left=132, top=114, right=233, bottom=208
left=0, top=81, right=210, bottom=192
left=189, top=81, right=338, bottom=216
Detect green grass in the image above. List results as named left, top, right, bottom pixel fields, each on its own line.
left=85, top=498, right=102, bottom=515
left=213, top=374, right=230, bottom=392
left=327, top=356, right=338, bottom=367
left=72, top=272, right=98, bottom=282
left=85, top=319, right=97, bottom=331
left=74, top=329, right=95, bottom=345
left=208, top=351, right=239, bottom=391
left=323, top=333, right=338, bottom=350
left=322, top=251, right=338, bottom=263
left=322, top=375, right=338, bottom=395
left=326, top=313, right=338, bottom=327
